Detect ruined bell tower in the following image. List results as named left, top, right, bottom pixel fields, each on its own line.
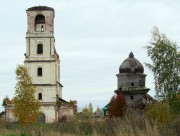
left=24, top=6, right=63, bottom=123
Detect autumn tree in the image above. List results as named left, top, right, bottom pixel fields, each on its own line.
left=2, top=96, right=12, bottom=106
left=12, top=65, right=40, bottom=125
left=77, top=107, right=91, bottom=121
left=77, top=103, right=94, bottom=121
left=145, top=27, right=180, bottom=101
left=107, top=92, right=127, bottom=117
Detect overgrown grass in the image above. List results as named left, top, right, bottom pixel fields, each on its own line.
left=0, top=114, right=179, bottom=136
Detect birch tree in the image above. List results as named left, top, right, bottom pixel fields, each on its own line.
left=145, top=27, right=180, bottom=101
left=12, top=65, right=40, bottom=125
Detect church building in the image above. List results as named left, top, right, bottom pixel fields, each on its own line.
left=115, top=52, right=150, bottom=106
left=5, top=6, right=76, bottom=123
left=24, top=6, right=62, bottom=123
left=102, top=52, right=155, bottom=117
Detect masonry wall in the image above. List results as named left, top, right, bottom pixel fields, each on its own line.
left=40, top=106, right=57, bottom=123
left=26, top=10, right=54, bottom=33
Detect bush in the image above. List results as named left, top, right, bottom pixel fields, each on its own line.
left=170, top=98, right=180, bottom=114
left=145, top=102, right=171, bottom=125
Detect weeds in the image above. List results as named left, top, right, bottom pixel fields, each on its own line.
left=0, top=114, right=179, bottom=136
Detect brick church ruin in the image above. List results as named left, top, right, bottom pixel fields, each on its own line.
left=5, top=6, right=76, bottom=123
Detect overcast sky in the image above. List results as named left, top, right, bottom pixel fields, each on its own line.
left=0, top=0, right=180, bottom=112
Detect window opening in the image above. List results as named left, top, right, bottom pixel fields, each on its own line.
left=37, top=67, right=42, bottom=76
left=139, top=80, right=142, bottom=86
left=37, top=44, right=43, bottom=54
left=41, top=25, right=44, bottom=32
left=38, top=93, right=42, bottom=100
left=130, top=96, right=134, bottom=100
left=131, top=83, right=134, bottom=86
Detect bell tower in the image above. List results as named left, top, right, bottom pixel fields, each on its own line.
left=24, top=6, right=62, bottom=123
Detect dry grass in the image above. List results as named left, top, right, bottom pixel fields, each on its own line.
left=0, top=114, right=179, bottom=136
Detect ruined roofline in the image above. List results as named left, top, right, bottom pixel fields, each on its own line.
left=27, top=6, right=54, bottom=11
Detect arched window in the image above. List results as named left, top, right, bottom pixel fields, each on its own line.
left=37, top=67, right=42, bottom=76
left=35, top=14, right=45, bottom=24
left=38, top=93, right=42, bottom=100
left=35, top=14, right=45, bottom=32
left=37, top=44, right=43, bottom=54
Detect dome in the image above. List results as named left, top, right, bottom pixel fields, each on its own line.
left=119, top=52, right=144, bottom=73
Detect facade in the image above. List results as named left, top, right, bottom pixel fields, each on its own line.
left=24, top=6, right=62, bottom=123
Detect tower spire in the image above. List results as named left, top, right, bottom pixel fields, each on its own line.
left=129, top=52, right=134, bottom=58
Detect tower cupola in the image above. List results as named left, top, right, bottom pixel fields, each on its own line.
left=119, top=52, right=144, bottom=74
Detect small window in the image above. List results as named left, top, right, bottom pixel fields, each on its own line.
left=130, top=96, right=134, bottom=100
left=37, top=67, right=42, bottom=76
left=139, top=80, right=142, bottom=86
left=131, top=83, right=134, bottom=86
left=41, top=25, right=44, bottom=32
left=37, top=44, right=43, bottom=54
left=38, top=93, right=42, bottom=100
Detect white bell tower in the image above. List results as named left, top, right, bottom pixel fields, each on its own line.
left=24, top=6, right=63, bottom=123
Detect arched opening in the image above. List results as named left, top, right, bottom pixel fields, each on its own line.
left=38, top=93, right=42, bottom=100
left=35, top=14, right=45, bottom=32
left=38, top=113, right=46, bottom=123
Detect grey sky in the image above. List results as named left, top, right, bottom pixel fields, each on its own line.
left=0, top=0, right=180, bottom=112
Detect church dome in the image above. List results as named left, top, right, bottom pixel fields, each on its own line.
left=119, top=52, right=144, bottom=73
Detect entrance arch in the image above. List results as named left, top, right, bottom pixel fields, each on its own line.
left=38, top=113, right=46, bottom=123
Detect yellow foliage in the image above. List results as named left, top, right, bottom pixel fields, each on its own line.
left=12, top=65, right=40, bottom=125
left=176, top=91, right=180, bottom=99
left=145, top=102, right=171, bottom=125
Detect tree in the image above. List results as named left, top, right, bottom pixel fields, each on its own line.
left=145, top=27, right=180, bottom=101
left=77, top=107, right=93, bottom=121
left=12, top=65, right=40, bottom=125
left=107, top=92, right=127, bottom=117
left=88, top=103, right=93, bottom=113
left=2, top=96, right=12, bottom=106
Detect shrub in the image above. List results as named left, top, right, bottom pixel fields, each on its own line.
left=145, top=102, right=171, bottom=125
left=169, top=98, right=180, bottom=114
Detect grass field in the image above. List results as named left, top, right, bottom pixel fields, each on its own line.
left=0, top=114, right=179, bottom=136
